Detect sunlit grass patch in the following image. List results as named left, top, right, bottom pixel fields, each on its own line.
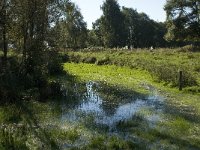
left=64, top=63, right=153, bottom=94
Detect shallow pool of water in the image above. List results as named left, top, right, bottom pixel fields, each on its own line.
left=60, top=81, right=164, bottom=130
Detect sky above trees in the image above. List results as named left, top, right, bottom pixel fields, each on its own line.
left=72, top=0, right=166, bottom=29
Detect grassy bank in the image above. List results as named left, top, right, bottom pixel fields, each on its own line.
left=65, top=48, right=200, bottom=93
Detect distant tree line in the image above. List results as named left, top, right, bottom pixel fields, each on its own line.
left=88, top=0, right=167, bottom=48
left=1, top=0, right=199, bottom=53
left=88, top=0, right=199, bottom=48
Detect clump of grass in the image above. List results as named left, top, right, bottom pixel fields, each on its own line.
left=87, top=136, right=106, bottom=149
left=50, top=128, right=80, bottom=143
left=0, top=126, right=28, bottom=150
left=85, top=136, right=136, bottom=150
left=107, top=136, right=135, bottom=150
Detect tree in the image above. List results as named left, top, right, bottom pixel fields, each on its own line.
left=65, top=3, right=87, bottom=49
left=89, top=17, right=104, bottom=47
left=48, top=1, right=87, bottom=50
left=122, top=7, right=138, bottom=48
left=122, top=7, right=167, bottom=48
left=164, top=0, right=200, bottom=41
left=101, top=0, right=127, bottom=48
left=0, top=0, right=8, bottom=65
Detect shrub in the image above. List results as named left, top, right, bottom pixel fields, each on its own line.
left=47, top=49, right=63, bottom=75
left=59, top=54, right=69, bottom=62
left=178, top=45, right=200, bottom=52
left=68, top=54, right=81, bottom=63
left=83, top=57, right=97, bottom=64
left=96, top=57, right=110, bottom=65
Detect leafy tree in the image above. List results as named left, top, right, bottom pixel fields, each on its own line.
left=48, top=1, right=87, bottom=50
left=89, top=17, right=104, bottom=47
left=122, top=7, right=139, bottom=48
left=0, top=0, right=9, bottom=66
left=164, top=0, right=200, bottom=41
left=101, top=0, right=127, bottom=48
left=122, top=7, right=167, bottom=48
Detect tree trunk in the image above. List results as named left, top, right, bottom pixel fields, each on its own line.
left=2, top=1, right=7, bottom=67
left=3, top=24, right=7, bottom=61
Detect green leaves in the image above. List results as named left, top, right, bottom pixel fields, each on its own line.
left=100, top=0, right=127, bottom=48
left=164, top=0, right=200, bottom=41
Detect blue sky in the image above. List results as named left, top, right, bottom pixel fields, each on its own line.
left=72, top=0, right=167, bottom=29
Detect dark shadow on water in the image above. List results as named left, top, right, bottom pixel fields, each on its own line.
left=96, top=82, right=147, bottom=116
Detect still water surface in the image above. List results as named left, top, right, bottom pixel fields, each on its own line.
left=60, top=81, right=164, bottom=130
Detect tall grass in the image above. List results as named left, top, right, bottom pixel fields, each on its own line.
left=64, top=48, right=200, bottom=91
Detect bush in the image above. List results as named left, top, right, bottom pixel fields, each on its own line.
left=47, top=49, right=63, bottom=75
left=68, top=54, right=81, bottom=63
left=0, top=72, right=21, bottom=103
left=83, top=57, right=97, bottom=64
left=60, top=54, right=69, bottom=62
left=96, top=57, right=110, bottom=65
left=134, top=59, right=197, bottom=87
left=184, top=86, right=200, bottom=93
left=178, top=45, right=200, bottom=52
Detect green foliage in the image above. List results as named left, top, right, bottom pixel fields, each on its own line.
left=133, top=59, right=197, bottom=87
left=82, top=57, right=97, bottom=64
left=0, top=127, right=28, bottom=150
left=0, top=0, right=69, bottom=101
left=96, top=56, right=110, bottom=65
left=48, top=1, right=88, bottom=50
left=122, top=7, right=167, bottom=48
left=47, top=49, right=64, bottom=75
left=89, top=2, right=168, bottom=48
left=164, top=0, right=200, bottom=41
left=100, top=0, right=127, bottom=48
left=0, top=56, right=22, bottom=102
left=86, top=136, right=136, bottom=150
